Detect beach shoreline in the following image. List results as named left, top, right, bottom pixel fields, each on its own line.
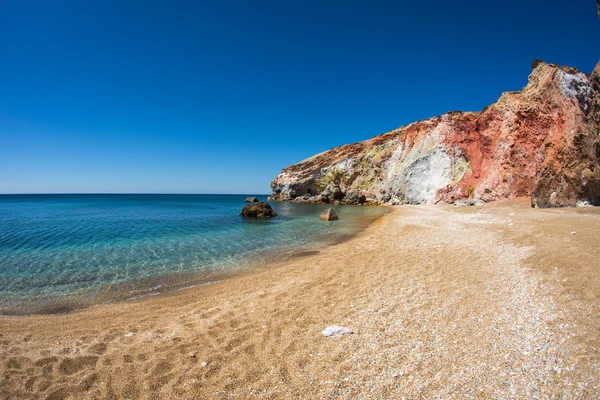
left=2, top=199, right=600, bottom=398
left=0, top=205, right=390, bottom=317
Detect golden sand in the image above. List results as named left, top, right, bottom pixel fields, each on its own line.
left=1, top=199, right=600, bottom=399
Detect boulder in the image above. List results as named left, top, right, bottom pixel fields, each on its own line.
left=239, top=202, right=278, bottom=218
left=245, top=197, right=259, bottom=203
left=320, top=208, right=338, bottom=221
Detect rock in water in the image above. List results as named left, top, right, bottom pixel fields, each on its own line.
left=270, top=61, right=600, bottom=208
left=245, top=197, right=259, bottom=203
left=239, top=202, right=277, bottom=218
left=320, top=208, right=338, bottom=221
left=322, top=325, right=353, bottom=338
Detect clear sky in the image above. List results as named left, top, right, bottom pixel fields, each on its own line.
left=1, top=0, right=598, bottom=194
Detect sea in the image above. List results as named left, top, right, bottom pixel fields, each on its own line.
left=0, top=194, right=389, bottom=315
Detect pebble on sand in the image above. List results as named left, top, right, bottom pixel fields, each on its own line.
left=322, top=325, right=353, bottom=338
left=571, top=231, right=576, bottom=235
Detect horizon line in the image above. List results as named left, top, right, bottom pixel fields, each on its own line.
left=0, top=192, right=272, bottom=196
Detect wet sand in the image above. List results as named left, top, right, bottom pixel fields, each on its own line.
left=1, top=199, right=600, bottom=399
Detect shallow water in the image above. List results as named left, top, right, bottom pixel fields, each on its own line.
left=0, top=194, right=388, bottom=315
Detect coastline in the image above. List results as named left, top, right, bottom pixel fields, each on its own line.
left=0, top=205, right=391, bottom=317
left=2, top=200, right=600, bottom=398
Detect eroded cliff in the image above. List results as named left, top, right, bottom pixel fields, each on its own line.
left=270, top=61, right=600, bottom=207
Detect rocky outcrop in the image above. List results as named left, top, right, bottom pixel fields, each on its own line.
left=319, top=208, right=338, bottom=221
left=454, top=199, right=485, bottom=207
left=245, top=197, right=259, bottom=203
left=239, top=202, right=278, bottom=218
left=270, top=61, right=600, bottom=208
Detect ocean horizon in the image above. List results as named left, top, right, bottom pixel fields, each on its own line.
left=0, top=194, right=389, bottom=315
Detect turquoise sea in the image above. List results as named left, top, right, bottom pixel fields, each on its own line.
left=0, top=194, right=388, bottom=315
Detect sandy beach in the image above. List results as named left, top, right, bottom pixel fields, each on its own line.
left=1, top=199, right=600, bottom=399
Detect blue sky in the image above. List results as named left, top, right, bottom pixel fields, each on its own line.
left=1, top=0, right=598, bottom=194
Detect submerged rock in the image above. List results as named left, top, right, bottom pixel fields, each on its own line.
left=239, top=202, right=277, bottom=218
left=270, top=61, right=600, bottom=208
left=322, top=325, right=353, bottom=338
left=245, top=197, right=259, bottom=203
left=320, top=208, right=338, bottom=221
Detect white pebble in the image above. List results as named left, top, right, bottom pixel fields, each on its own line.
left=322, top=325, right=353, bottom=338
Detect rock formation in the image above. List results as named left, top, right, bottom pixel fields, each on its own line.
left=319, top=208, right=338, bottom=221
left=245, top=197, right=259, bottom=203
left=239, top=202, right=278, bottom=218
left=270, top=61, right=600, bottom=208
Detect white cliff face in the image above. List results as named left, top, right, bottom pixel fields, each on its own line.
left=558, top=70, right=595, bottom=113
left=403, top=147, right=454, bottom=203
left=378, top=120, right=470, bottom=203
